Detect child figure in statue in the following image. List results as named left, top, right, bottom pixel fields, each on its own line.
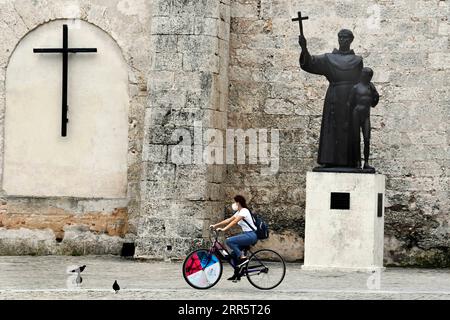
left=348, top=67, right=380, bottom=172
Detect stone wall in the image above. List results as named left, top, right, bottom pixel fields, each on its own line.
left=0, top=0, right=150, bottom=255
left=134, top=0, right=231, bottom=259
left=225, top=0, right=449, bottom=265
left=0, top=0, right=448, bottom=267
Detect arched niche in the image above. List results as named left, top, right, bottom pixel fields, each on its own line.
left=3, top=19, right=129, bottom=198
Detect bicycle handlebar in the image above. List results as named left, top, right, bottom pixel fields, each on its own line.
left=209, top=227, right=223, bottom=240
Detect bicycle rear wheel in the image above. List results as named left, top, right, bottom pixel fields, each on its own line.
left=245, top=249, right=286, bottom=290
left=182, top=249, right=223, bottom=290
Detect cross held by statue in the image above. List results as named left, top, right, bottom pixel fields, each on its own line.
left=292, top=11, right=309, bottom=36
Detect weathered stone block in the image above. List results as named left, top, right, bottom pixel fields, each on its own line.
left=152, top=52, right=183, bottom=71
left=303, top=172, right=386, bottom=271
left=143, top=144, right=168, bottom=163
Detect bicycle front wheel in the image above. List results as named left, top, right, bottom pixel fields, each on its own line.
left=182, top=249, right=223, bottom=290
left=246, top=249, right=286, bottom=290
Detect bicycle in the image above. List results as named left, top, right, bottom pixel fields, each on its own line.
left=182, top=229, right=286, bottom=290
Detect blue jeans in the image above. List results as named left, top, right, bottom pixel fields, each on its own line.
left=226, top=231, right=258, bottom=266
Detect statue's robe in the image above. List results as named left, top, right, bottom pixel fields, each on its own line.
left=301, top=48, right=363, bottom=167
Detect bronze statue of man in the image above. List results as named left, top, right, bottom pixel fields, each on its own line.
left=348, top=67, right=379, bottom=172
left=299, top=29, right=363, bottom=170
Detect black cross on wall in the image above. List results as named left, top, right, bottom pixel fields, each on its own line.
left=33, top=24, right=97, bottom=137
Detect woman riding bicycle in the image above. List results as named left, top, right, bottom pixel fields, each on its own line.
left=210, top=195, right=258, bottom=281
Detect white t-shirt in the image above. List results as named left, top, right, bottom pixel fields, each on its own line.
left=233, top=208, right=257, bottom=232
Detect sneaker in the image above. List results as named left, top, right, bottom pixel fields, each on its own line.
left=227, top=271, right=241, bottom=282
left=227, top=274, right=238, bottom=281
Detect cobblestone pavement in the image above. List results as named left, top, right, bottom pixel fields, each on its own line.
left=0, top=256, right=450, bottom=300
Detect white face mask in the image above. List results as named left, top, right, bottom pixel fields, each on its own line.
left=232, top=202, right=239, bottom=211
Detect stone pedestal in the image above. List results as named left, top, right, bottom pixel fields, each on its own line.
left=302, top=172, right=385, bottom=272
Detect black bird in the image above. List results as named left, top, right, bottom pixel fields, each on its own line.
left=71, top=265, right=86, bottom=273
left=113, top=280, right=120, bottom=293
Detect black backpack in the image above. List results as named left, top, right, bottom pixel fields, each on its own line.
left=243, top=210, right=269, bottom=240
